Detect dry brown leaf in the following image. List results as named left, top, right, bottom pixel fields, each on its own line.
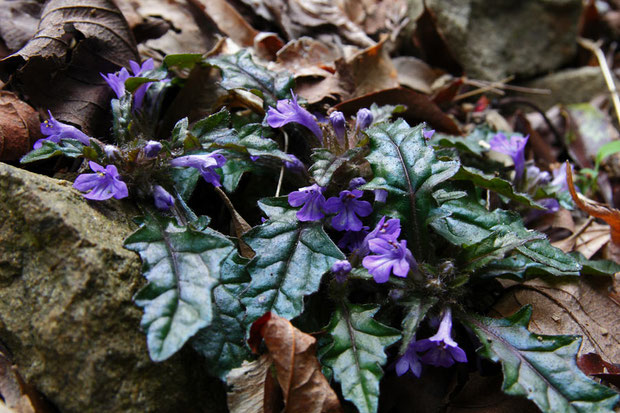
left=552, top=220, right=611, bottom=259
left=0, top=350, right=52, bottom=413
left=226, top=355, right=272, bottom=413
left=334, top=87, right=461, bottom=135
left=566, top=162, right=620, bottom=250
left=347, top=36, right=399, bottom=98
left=393, top=56, right=438, bottom=94
left=577, top=353, right=620, bottom=388
left=0, top=91, right=41, bottom=161
left=0, top=0, right=139, bottom=136
left=493, top=275, right=620, bottom=363
left=0, top=0, right=41, bottom=53
left=189, top=0, right=258, bottom=47
left=275, top=37, right=340, bottom=78
left=249, top=313, right=343, bottom=413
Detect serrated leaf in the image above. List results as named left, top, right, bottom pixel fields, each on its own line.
left=240, top=208, right=344, bottom=322
left=399, top=296, right=437, bottom=355
left=431, top=129, right=488, bottom=156
left=310, top=147, right=363, bottom=187
left=363, top=119, right=460, bottom=259
left=20, top=139, right=85, bottom=163
left=171, top=117, right=189, bottom=147
left=192, top=108, right=237, bottom=145
left=207, top=49, right=294, bottom=108
left=192, top=251, right=252, bottom=380
left=319, top=303, right=400, bottom=413
left=462, top=306, right=619, bottom=412
left=124, top=215, right=235, bottom=361
left=570, top=252, right=620, bottom=276
left=453, top=166, right=543, bottom=209
left=257, top=196, right=297, bottom=221
left=431, top=197, right=581, bottom=276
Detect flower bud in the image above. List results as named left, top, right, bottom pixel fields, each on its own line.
left=144, top=140, right=162, bottom=158
left=355, top=108, right=373, bottom=130
left=329, top=111, right=346, bottom=144
left=153, top=185, right=175, bottom=210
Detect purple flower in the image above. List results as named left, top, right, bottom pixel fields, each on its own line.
left=525, top=198, right=560, bottom=222
left=551, top=163, right=574, bottom=192
left=288, top=184, right=326, bottom=221
left=324, top=189, right=372, bottom=231
left=413, top=308, right=467, bottom=368
left=374, top=189, right=388, bottom=203
left=423, top=129, right=435, bottom=140
left=170, top=152, right=226, bottom=187
left=366, top=216, right=401, bottom=242
left=329, top=111, right=346, bottom=144
left=396, top=338, right=422, bottom=378
left=338, top=227, right=369, bottom=252
left=331, top=260, right=352, bottom=283
left=130, top=59, right=155, bottom=108
left=284, top=154, right=305, bottom=173
left=73, top=161, right=129, bottom=201
left=349, top=177, right=366, bottom=189
left=35, top=111, right=91, bottom=149
left=524, top=165, right=551, bottom=193
left=362, top=238, right=415, bottom=283
left=153, top=185, right=175, bottom=210
left=355, top=108, right=373, bottom=131
left=144, top=140, right=162, bottom=158
left=489, top=133, right=529, bottom=182
left=266, top=92, right=322, bottom=140
left=101, top=67, right=131, bottom=99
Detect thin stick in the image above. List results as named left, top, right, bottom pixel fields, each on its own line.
left=577, top=37, right=620, bottom=123
left=275, top=130, right=289, bottom=197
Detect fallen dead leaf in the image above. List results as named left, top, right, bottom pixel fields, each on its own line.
left=0, top=348, right=52, bottom=413
left=577, top=352, right=620, bottom=388
left=393, top=56, right=439, bottom=94
left=0, top=91, right=41, bottom=161
left=226, top=355, right=272, bottom=413
left=0, top=0, right=139, bottom=136
left=249, top=313, right=343, bottom=413
left=566, top=162, right=620, bottom=254
left=493, top=275, right=620, bottom=363
left=552, top=219, right=611, bottom=259
left=0, top=0, right=41, bottom=53
left=334, top=87, right=461, bottom=135
left=347, top=36, right=399, bottom=98
left=189, top=0, right=258, bottom=47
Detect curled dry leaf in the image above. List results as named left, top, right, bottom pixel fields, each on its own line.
left=552, top=220, right=611, bottom=259
left=0, top=0, right=138, bottom=135
left=566, top=162, right=620, bottom=247
left=0, top=0, right=41, bottom=53
left=0, top=91, right=41, bottom=161
left=577, top=353, right=620, bottom=388
left=334, top=87, right=461, bottom=135
left=493, top=275, right=620, bottom=363
left=226, top=355, right=272, bottom=413
left=188, top=0, right=258, bottom=47
left=393, top=56, right=439, bottom=95
left=249, top=313, right=343, bottom=413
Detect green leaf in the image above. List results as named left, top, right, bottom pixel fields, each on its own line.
left=319, top=303, right=400, bottom=413
left=20, top=139, right=85, bottom=163
left=462, top=306, right=619, bottom=412
left=171, top=117, right=189, bottom=147
left=368, top=102, right=406, bottom=124
left=363, top=119, right=460, bottom=259
left=431, top=128, right=488, bottom=156
left=310, top=147, right=363, bottom=187
left=399, top=296, right=436, bottom=355
left=164, top=53, right=204, bottom=70
left=430, top=197, right=581, bottom=276
left=207, top=49, right=294, bottom=108
left=453, top=166, right=543, bottom=209
left=192, top=251, right=252, bottom=379
left=124, top=215, right=235, bottom=361
left=569, top=252, right=620, bottom=276
left=240, top=204, right=344, bottom=322
left=191, top=109, right=237, bottom=145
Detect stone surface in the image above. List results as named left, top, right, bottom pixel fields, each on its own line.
left=426, top=0, right=582, bottom=80
left=519, top=66, right=607, bottom=110
left=0, top=163, right=226, bottom=413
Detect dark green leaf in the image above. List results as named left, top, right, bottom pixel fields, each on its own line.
left=192, top=251, right=252, bottom=379
left=310, top=147, right=363, bottom=187
left=20, top=139, right=85, bottom=163
left=240, top=203, right=344, bottom=322
left=368, top=102, right=406, bottom=124
left=319, top=303, right=400, bottom=413
left=124, top=215, right=235, bottom=361
left=431, top=129, right=488, bottom=156
left=171, top=166, right=201, bottom=201
left=399, top=296, right=436, bottom=355
left=171, top=117, right=189, bottom=147
left=257, top=196, right=296, bottom=220
left=462, top=306, right=619, bottom=412
left=112, top=95, right=132, bottom=144
left=570, top=252, right=620, bottom=276
left=207, top=49, right=294, bottom=108
left=363, top=119, right=460, bottom=259
left=191, top=108, right=236, bottom=145
left=164, top=53, right=204, bottom=70
left=453, top=166, right=543, bottom=209
left=430, top=197, right=581, bottom=276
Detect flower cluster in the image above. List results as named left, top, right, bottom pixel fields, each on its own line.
left=35, top=111, right=91, bottom=149
left=101, top=58, right=155, bottom=107
left=397, top=308, right=467, bottom=377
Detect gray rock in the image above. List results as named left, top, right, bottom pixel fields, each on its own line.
left=426, top=0, right=582, bottom=80
left=0, top=163, right=226, bottom=413
left=519, top=66, right=607, bottom=110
